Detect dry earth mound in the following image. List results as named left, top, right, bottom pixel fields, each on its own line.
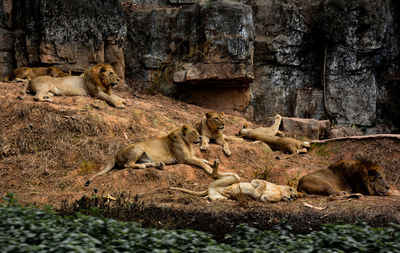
left=0, top=81, right=399, bottom=235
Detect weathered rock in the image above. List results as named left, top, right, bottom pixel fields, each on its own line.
left=329, top=125, right=364, bottom=139
left=124, top=6, right=180, bottom=83
left=281, top=117, right=330, bottom=140
left=11, top=0, right=126, bottom=76
left=250, top=0, right=323, bottom=123
left=0, top=27, right=14, bottom=77
left=124, top=1, right=254, bottom=112
left=0, top=0, right=13, bottom=29
left=251, top=65, right=320, bottom=121
left=291, top=88, right=325, bottom=120
left=0, top=51, right=13, bottom=77
left=249, top=0, right=400, bottom=133
left=177, top=85, right=250, bottom=114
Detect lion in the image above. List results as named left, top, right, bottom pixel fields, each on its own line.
left=170, top=160, right=301, bottom=203
left=85, top=124, right=215, bottom=186
left=194, top=111, right=232, bottom=156
left=18, top=63, right=126, bottom=108
left=241, top=114, right=284, bottom=137
left=5, top=66, right=69, bottom=82
left=297, top=159, right=390, bottom=196
left=239, top=125, right=310, bottom=154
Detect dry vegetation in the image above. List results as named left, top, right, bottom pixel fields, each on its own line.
left=0, top=81, right=399, bottom=235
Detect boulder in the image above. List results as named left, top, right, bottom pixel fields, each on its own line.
left=329, top=125, right=364, bottom=139
left=281, top=117, right=330, bottom=140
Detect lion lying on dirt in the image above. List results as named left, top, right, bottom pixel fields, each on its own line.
left=239, top=125, right=310, bottom=154
left=170, top=160, right=301, bottom=202
left=5, top=66, right=69, bottom=82
left=241, top=114, right=284, bottom=137
left=195, top=112, right=232, bottom=156
left=18, top=63, right=126, bottom=108
left=85, top=125, right=215, bottom=186
left=297, top=159, right=390, bottom=196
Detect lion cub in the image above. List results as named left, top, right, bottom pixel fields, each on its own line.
left=85, top=125, right=214, bottom=186
left=195, top=112, right=232, bottom=156
left=170, top=160, right=301, bottom=202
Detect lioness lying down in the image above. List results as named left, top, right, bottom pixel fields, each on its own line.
left=241, top=114, right=284, bottom=137
left=171, top=160, right=301, bottom=202
left=85, top=125, right=214, bottom=186
left=5, top=66, right=69, bottom=82
left=18, top=63, right=126, bottom=108
left=195, top=112, right=232, bottom=156
left=297, top=159, right=390, bottom=197
left=239, top=125, right=310, bottom=154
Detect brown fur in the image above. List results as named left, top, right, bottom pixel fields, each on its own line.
left=18, top=63, right=126, bottom=108
left=239, top=125, right=310, bottom=154
left=5, top=66, right=68, bottom=82
left=195, top=111, right=231, bottom=156
left=85, top=125, right=214, bottom=186
left=297, top=160, right=390, bottom=196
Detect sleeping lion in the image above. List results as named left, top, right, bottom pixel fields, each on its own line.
left=170, top=160, right=301, bottom=203
left=297, top=159, right=390, bottom=197
left=5, top=66, right=69, bottom=82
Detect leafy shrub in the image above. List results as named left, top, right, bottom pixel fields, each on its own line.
left=1, top=203, right=400, bottom=253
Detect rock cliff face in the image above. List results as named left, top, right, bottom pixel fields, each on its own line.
left=124, top=1, right=254, bottom=111
left=2, top=0, right=126, bottom=76
left=123, top=0, right=400, bottom=133
left=0, top=0, right=399, bottom=133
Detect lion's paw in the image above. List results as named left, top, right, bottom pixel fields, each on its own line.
left=224, top=149, right=232, bottom=157
left=200, top=144, right=209, bottom=151
left=156, top=162, right=165, bottom=170
left=116, top=103, right=126, bottom=109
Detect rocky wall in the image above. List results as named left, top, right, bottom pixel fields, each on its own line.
left=1, top=0, right=126, bottom=77
left=249, top=0, right=400, bottom=133
left=123, top=1, right=255, bottom=112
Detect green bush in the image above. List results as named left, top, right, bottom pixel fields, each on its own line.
left=1, top=204, right=400, bottom=253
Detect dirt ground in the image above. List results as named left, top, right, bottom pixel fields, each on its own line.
left=0, top=81, right=399, bottom=236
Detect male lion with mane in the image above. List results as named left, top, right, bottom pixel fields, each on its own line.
left=18, top=63, right=126, bottom=108
left=170, top=160, right=302, bottom=203
left=195, top=111, right=232, bottom=156
left=297, top=159, right=390, bottom=196
left=85, top=125, right=215, bottom=186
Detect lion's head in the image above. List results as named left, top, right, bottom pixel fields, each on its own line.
left=279, top=186, right=300, bottom=201
left=180, top=124, right=202, bottom=144
left=330, top=159, right=390, bottom=196
left=99, top=64, right=120, bottom=87
left=86, top=63, right=120, bottom=95
left=205, top=112, right=225, bottom=131
left=364, top=164, right=390, bottom=196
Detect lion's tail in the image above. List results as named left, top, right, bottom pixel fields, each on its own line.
left=85, top=157, right=116, bottom=187
left=169, top=187, right=208, bottom=197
